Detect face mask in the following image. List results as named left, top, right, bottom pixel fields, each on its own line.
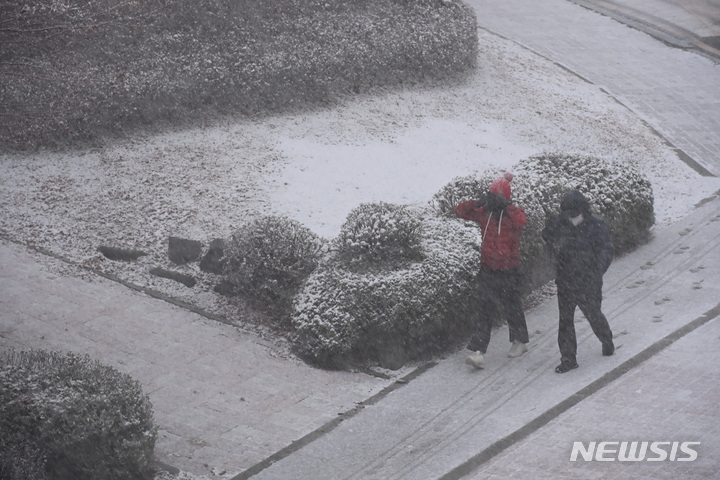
left=570, top=213, right=584, bottom=226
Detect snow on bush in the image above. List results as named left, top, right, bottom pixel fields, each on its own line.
left=514, top=152, right=655, bottom=251
left=334, top=202, right=423, bottom=265
left=291, top=214, right=482, bottom=368
left=0, top=349, right=157, bottom=480
left=432, top=153, right=655, bottom=259
left=225, top=215, right=326, bottom=322
left=1, top=0, right=477, bottom=150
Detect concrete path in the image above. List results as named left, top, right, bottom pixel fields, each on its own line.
left=465, top=314, right=720, bottom=480
left=232, top=0, right=720, bottom=478
left=2, top=0, right=720, bottom=479
left=575, top=0, right=720, bottom=58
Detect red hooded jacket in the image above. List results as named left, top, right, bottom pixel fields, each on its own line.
left=455, top=200, right=527, bottom=271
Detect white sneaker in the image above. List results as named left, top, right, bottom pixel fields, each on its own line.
left=508, top=341, right=528, bottom=358
left=465, top=351, right=484, bottom=369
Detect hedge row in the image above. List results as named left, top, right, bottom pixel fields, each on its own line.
left=1, top=0, right=477, bottom=150
left=225, top=153, right=655, bottom=369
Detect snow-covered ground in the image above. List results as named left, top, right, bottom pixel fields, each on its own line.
left=1, top=30, right=719, bottom=330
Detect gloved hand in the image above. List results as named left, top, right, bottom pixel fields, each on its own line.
left=474, top=195, right=488, bottom=208
left=485, top=193, right=510, bottom=213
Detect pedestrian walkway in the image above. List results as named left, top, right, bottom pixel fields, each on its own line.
left=464, top=315, right=720, bottom=480
left=575, top=0, right=720, bottom=58
left=236, top=192, right=720, bottom=480
left=0, top=240, right=395, bottom=476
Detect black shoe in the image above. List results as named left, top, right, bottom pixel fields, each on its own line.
left=602, top=343, right=615, bottom=357
left=555, top=360, right=579, bottom=374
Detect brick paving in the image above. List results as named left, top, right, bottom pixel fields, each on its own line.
left=0, top=241, right=392, bottom=476
left=465, top=316, right=720, bottom=480
left=470, top=0, right=720, bottom=177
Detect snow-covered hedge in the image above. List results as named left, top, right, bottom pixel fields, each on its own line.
left=226, top=215, right=326, bottom=321
left=291, top=154, right=654, bottom=368
left=292, top=214, right=482, bottom=368
left=431, top=153, right=654, bottom=257
left=2, top=0, right=477, bottom=150
left=334, top=202, right=423, bottom=265
left=0, top=350, right=157, bottom=480
left=514, top=153, right=655, bottom=251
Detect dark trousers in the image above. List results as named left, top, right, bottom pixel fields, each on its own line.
left=468, top=267, right=529, bottom=353
left=557, top=281, right=614, bottom=363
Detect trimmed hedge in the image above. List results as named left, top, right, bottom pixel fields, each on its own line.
left=0, top=349, right=157, bottom=480
left=292, top=213, right=483, bottom=368
left=1, top=0, right=478, bottom=150
left=225, top=215, right=326, bottom=322
left=432, top=153, right=655, bottom=257
left=514, top=152, right=655, bottom=251
left=334, top=202, right=424, bottom=266
left=291, top=154, right=654, bottom=368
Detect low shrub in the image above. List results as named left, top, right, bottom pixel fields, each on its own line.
left=291, top=214, right=483, bottom=368
left=514, top=152, right=655, bottom=252
left=431, top=153, right=655, bottom=262
left=0, top=349, right=157, bottom=480
left=225, top=215, right=326, bottom=322
left=334, top=202, right=423, bottom=266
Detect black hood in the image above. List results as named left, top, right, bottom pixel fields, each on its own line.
left=560, top=190, right=591, bottom=215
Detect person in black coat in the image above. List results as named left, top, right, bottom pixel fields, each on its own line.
left=542, top=190, right=615, bottom=373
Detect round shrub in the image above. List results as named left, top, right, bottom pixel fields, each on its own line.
left=225, top=215, right=326, bottom=321
left=514, top=152, right=655, bottom=252
left=334, top=202, right=423, bottom=266
left=0, top=349, right=157, bottom=480
left=2, top=0, right=477, bottom=150
left=291, top=214, right=483, bottom=369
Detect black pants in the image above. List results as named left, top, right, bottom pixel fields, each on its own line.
left=557, top=281, right=614, bottom=363
left=468, top=267, right=529, bottom=353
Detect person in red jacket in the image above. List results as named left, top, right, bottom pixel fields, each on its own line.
left=455, top=172, right=529, bottom=369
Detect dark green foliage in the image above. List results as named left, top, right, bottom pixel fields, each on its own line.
left=0, top=349, right=157, bottom=480
left=293, top=155, right=655, bottom=368
left=225, top=215, right=326, bottom=322
left=514, top=152, right=655, bottom=252
left=1, top=0, right=478, bottom=150
left=292, top=215, right=483, bottom=368
left=334, top=202, right=424, bottom=267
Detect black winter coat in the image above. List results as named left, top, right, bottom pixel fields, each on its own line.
left=542, top=192, right=614, bottom=290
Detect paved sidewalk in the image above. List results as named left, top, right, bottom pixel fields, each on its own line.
left=575, top=0, right=720, bottom=58
left=0, top=241, right=395, bottom=476
left=465, top=315, right=720, bottom=480
left=237, top=192, right=720, bottom=480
